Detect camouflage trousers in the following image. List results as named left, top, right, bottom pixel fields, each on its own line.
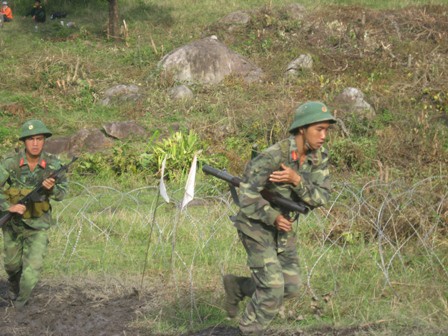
left=238, top=230, right=301, bottom=335
left=2, top=221, right=49, bottom=306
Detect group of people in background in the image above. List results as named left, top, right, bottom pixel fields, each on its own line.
left=0, top=0, right=46, bottom=27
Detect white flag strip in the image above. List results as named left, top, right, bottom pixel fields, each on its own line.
left=159, top=156, right=170, bottom=203
left=181, top=154, right=197, bottom=211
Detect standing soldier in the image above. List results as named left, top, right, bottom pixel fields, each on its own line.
left=223, top=102, right=336, bottom=335
left=0, top=120, right=68, bottom=310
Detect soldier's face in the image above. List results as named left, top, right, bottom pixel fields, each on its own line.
left=304, top=122, right=331, bottom=150
left=24, top=135, right=45, bottom=157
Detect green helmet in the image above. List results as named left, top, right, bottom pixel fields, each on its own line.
left=289, top=101, right=336, bottom=133
left=19, top=119, right=52, bottom=140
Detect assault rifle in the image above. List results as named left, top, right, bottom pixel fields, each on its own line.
left=0, top=156, right=78, bottom=228
left=202, top=165, right=309, bottom=219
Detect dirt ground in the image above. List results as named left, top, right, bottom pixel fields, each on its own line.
left=0, top=278, right=383, bottom=336
left=0, top=279, right=143, bottom=336
left=0, top=277, right=402, bottom=336
left=1, top=3, right=447, bottom=336
left=0, top=278, right=431, bottom=336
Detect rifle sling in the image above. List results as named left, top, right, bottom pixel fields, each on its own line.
left=229, top=184, right=240, bottom=206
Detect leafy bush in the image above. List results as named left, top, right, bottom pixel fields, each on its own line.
left=72, top=152, right=112, bottom=178
left=330, top=137, right=378, bottom=174
left=139, top=130, right=224, bottom=181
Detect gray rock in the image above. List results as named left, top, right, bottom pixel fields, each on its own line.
left=69, top=128, right=114, bottom=154
left=103, top=121, right=147, bottom=140
left=100, top=84, right=142, bottom=106
left=45, top=136, right=72, bottom=155
left=159, top=36, right=264, bottom=85
left=219, top=10, right=251, bottom=26
left=45, top=129, right=114, bottom=156
left=169, top=85, right=194, bottom=100
left=286, top=54, right=313, bottom=76
left=333, top=87, right=376, bottom=120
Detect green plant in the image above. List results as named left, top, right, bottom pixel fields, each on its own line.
left=72, top=153, right=112, bottom=178
left=111, top=143, right=143, bottom=176
left=329, top=137, right=378, bottom=173
left=140, top=130, right=206, bottom=181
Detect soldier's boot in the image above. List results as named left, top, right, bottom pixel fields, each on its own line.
left=7, top=273, right=21, bottom=301
left=14, top=298, right=27, bottom=311
left=223, top=275, right=243, bottom=318
left=223, top=275, right=255, bottom=318
left=239, top=277, right=256, bottom=298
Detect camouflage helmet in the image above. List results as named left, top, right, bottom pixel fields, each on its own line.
left=19, top=119, right=52, bottom=140
left=289, top=101, right=336, bottom=133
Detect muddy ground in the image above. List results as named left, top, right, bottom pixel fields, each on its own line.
left=0, top=278, right=440, bottom=336
left=0, top=277, right=387, bottom=336
left=0, top=279, right=143, bottom=336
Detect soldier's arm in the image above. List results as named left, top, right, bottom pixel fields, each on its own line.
left=238, top=152, right=281, bottom=226
left=291, top=150, right=331, bottom=208
left=46, top=161, right=68, bottom=201
left=0, top=161, right=12, bottom=212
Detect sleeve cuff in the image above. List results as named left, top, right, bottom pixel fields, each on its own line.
left=293, top=179, right=307, bottom=196
left=265, top=206, right=280, bottom=227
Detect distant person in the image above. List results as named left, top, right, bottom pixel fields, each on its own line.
left=0, top=1, right=13, bottom=22
left=26, top=0, right=45, bottom=23
left=0, top=120, right=68, bottom=310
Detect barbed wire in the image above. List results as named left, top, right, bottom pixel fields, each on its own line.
left=52, top=176, right=447, bottom=322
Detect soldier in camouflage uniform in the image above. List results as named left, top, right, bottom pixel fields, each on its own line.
left=223, top=102, right=336, bottom=335
left=0, top=120, right=68, bottom=309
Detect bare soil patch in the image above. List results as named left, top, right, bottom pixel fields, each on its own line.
left=0, top=278, right=144, bottom=336
left=1, top=278, right=446, bottom=336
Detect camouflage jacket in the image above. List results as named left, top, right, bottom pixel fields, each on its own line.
left=0, top=150, right=68, bottom=230
left=234, top=136, right=331, bottom=251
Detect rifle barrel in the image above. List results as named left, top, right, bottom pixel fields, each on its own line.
left=202, top=165, right=309, bottom=215
left=202, top=165, right=242, bottom=187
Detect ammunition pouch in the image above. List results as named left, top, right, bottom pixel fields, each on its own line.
left=4, top=188, right=50, bottom=219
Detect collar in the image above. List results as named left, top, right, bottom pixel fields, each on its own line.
left=19, top=152, right=47, bottom=169
left=288, top=136, right=300, bottom=162
left=288, top=136, right=321, bottom=166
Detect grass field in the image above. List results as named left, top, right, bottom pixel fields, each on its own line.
left=0, top=0, right=447, bottom=335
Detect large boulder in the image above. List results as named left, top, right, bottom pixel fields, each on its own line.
left=69, top=128, right=114, bottom=154
left=45, top=129, right=114, bottom=156
left=159, top=36, right=264, bottom=85
left=219, top=10, right=252, bottom=28
left=103, top=121, right=147, bottom=140
left=333, top=87, right=376, bottom=120
left=286, top=54, right=313, bottom=77
left=100, top=84, right=142, bottom=106
left=45, top=121, right=148, bottom=156
left=44, top=136, right=72, bottom=155
left=169, top=85, right=194, bottom=100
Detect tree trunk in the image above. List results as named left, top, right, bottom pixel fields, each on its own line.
left=108, top=0, right=119, bottom=40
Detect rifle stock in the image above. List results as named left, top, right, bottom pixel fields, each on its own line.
left=202, top=165, right=309, bottom=215
left=0, top=156, right=78, bottom=228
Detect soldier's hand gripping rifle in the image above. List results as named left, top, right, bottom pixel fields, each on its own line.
left=0, top=156, right=78, bottom=228
left=202, top=165, right=309, bottom=221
